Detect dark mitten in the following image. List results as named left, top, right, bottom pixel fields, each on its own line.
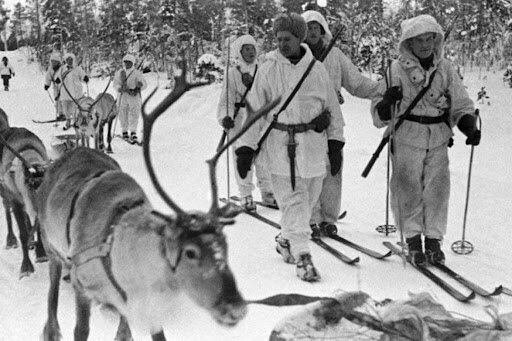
left=311, top=109, right=331, bottom=133
left=376, top=86, right=402, bottom=121
left=55, top=78, right=61, bottom=84
left=328, top=140, right=344, bottom=176
left=241, top=72, right=254, bottom=88
left=235, top=146, right=255, bottom=179
left=83, top=75, right=89, bottom=83
left=457, top=114, right=481, bottom=146
left=44, top=84, right=50, bottom=91
left=221, top=116, right=235, bottom=129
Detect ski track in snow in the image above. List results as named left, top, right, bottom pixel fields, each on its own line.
left=0, top=49, right=511, bottom=340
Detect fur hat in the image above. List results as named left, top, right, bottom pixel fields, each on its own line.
left=122, top=54, right=136, bottom=64
left=273, top=12, right=307, bottom=42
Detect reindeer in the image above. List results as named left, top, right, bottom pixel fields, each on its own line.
left=38, top=59, right=280, bottom=340
left=0, top=125, right=49, bottom=277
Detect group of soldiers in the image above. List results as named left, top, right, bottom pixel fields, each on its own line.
left=43, top=52, right=147, bottom=144
left=217, top=11, right=481, bottom=282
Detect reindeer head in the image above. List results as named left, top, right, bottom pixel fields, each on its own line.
left=141, top=55, right=280, bottom=327
left=76, top=97, right=99, bottom=136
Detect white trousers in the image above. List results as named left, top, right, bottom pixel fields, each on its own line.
left=118, top=93, right=141, bottom=133
left=272, top=174, right=324, bottom=259
left=391, top=142, right=450, bottom=240
left=231, top=147, right=272, bottom=197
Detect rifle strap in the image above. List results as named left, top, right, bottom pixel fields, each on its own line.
left=392, top=68, right=438, bottom=130
left=233, top=64, right=258, bottom=119
left=255, top=59, right=316, bottom=154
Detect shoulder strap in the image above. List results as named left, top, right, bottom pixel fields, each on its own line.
left=399, top=69, right=438, bottom=119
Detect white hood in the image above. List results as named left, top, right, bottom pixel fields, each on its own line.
left=302, top=10, right=332, bottom=43
left=398, top=14, right=444, bottom=61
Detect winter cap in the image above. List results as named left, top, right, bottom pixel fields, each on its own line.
left=399, top=15, right=444, bottom=59
left=122, top=54, right=136, bottom=64
left=302, top=10, right=332, bottom=42
left=273, top=12, right=307, bottom=42
left=50, top=52, right=62, bottom=62
left=233, top=34, right=258, bottom=64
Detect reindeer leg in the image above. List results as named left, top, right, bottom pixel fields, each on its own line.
left=43, top=258, right=63, bottom=341
left=106, top=119, right=113, bottom=154
left=115, top=315, right=133, bottom=341
left=4, top=199, right=17, bottom=249
left=74, top=289, right=91, bottom=341
left=151, top=331, right=166, bottom=341
left=12, top=201, right=34, bottom=278
left=98, top=124, right=105, bottom=152
left=34, top=219, right=48, bottom=263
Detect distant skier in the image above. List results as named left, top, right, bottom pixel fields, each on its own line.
left=0, top=56, right=15, bottom=91
left=302, top=10, right=381, bottom=237
left=60, top=53, right=89, bottom=130
left=236, top=13, right=344, bottom=282
left=371, top=15, right=481, bottom=266
left=43, top=52, right=65, bottom=121
left=476, top=86, right=489, bottom=104
left=113, top=54, right=147, bottom=144
left=217, top=34, right=275, bottom=211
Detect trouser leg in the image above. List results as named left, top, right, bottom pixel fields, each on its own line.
left=391, top=143, right=425, bottom=239
left=311, top=152, right=343, bottom=224
left=272, top=174, right=324, bottom=260
left=423, top=143, right=450, bottom=240
left=231, top=147, right=255, bottom=197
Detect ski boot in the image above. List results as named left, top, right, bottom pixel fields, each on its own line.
left=275, top=234, right=295, bottom=264
left=240, top=195, right=256, bottom=212
left=130, top=132, right=139, bottom=144
left=406, top=234, right=426, bottom=266
left=261, top=191, right=278, bottom=208
left=122, top=131, right=130, bottom=141
left=296, top=253, right=320, bottom=282
left=425, top=237, right=445, bottom=265
left=319, top=222, right=338, bottom=236
left=310, top=224, right=321, bottom=239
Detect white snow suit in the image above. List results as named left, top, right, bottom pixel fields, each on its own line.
left=370, top=15, right=476, bottom=240
left=217, top=35, right=272, bottom=197
left=44, top=53, right=64, bottom=117
left=240, top=44, right=344, bottom=259
left=113, top=55, right=148, bottom=134
left=302, top=10, right=382, bottom=225
left=60, top=53, right=88, bottom=120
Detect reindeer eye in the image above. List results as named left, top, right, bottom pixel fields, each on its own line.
left=183, top=245, right=201, bottom=260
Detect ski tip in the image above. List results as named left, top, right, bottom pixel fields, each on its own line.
left=338, top=211, right=347, bottom=220
left=463, top=291, right=477, bottom=302
left=489, top=285, right=504, bottom=297
left=350, top=257, right=361, bottom=264
left=501, top=286, right=512, bottom=296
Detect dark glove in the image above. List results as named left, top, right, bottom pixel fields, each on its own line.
left=221, top=116, right=235, bottom=129
left=11, top=73, right=14, bottom=77
left=235, top=146, right=255, bottom=179
left=311, top=109, right=331, bottom=133
left=457, top=114, right=481, bottom=146
left=376, top=86, right=402, bottom=121
left=241, top=72, right=254, bottom=88
left=328, top=140, right=344, bottom=176
left=55, top=78, right=61, bottom=84
left=44, top=84, right=50, bottom=91
left=83, top=75, right=89, bottom=83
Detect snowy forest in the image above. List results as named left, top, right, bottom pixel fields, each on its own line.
left=1, top=0, right=512, bottom=80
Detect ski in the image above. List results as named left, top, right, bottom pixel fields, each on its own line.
left=433, top=263, right=503, bottom=297
left=383, top=241, right=476, bottom=302
left=327, top=233, right=392, bottom=259
left=220, top=198, right=359, bottom=265
left=32, top=118, right=65, bottom=124
left=396, top=242, right=503, bottom=297
left=503, top=287, right=512, bottom=296
left=230, top=195, right=278, bottom=210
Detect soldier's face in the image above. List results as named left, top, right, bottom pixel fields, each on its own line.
left=306, top=21, right=322, bottom=45
left=410, top=32, right=435, bottom=59
left=277, top=31, right=301, bottom=58
left=240, top=44, right=256, bottom=64
left=123, top=61, right=133, bottom=69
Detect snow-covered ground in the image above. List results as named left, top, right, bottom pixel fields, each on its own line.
left=0, top=49, right=511, bottom=340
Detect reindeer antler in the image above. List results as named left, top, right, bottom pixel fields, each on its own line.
left=142, top=50, right=209, bottom=216
left=207, top=98, right=280, bottom=215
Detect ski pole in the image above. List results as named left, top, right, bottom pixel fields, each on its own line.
left=452, top=110, right=481, bottom=255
